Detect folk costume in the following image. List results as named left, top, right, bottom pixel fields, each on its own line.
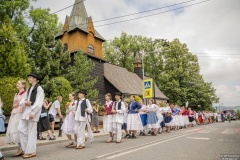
left=103, top=100, right=114, bottom=133
left=112, top=97, right=126, bottom=142
left=5, top=90, right=26, bottom=144
left=0, top=102, right=5, bottom=133
left=127, top=101, right=143, bottom=131
left=74, top=90, right=93, bottom=149
left=61, top=101, right=77, bottom=135
left=146, top=104, right=159, bottom=133
left=18, top=73, right=44, bottom=157
left=139, top=104, right=148, bottom=135
left=170, top=107, right=180, bottom=130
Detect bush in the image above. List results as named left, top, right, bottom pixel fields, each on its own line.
left=0, top=77, right=20, bottom=115
left=44, top=77, right=73, bottom=114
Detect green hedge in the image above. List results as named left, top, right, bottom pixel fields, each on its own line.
left=44, top=77, right=73, bottom=114
left=0, top=77, right=20, bottom=115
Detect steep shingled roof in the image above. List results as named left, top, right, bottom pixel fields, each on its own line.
left=104, top=63, right=169, bottom=100
left=55, top=0, right=105, bottom=41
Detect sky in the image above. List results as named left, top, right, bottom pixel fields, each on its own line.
left=31, top=0, right=240, bottom=107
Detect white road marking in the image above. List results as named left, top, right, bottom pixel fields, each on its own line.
left=95, top=132, right=193, bottom=159
left=221, top=129, right=234, bottom=134
left=187, top=137, right=210, bottom=140
left=197, top=131, right=209, bottom=133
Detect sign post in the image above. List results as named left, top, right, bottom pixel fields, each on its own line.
left=143, top=79, right=153, bottom=99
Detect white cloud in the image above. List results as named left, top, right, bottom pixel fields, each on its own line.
left=31, top=0, right=240, bottom=106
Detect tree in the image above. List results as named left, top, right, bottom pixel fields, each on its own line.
left=0, top=22, right=30, bottom=77
left=103, top=32, right=149, bottom=71
left=104, top=35, right=217, bottom=110
left=72, top=50, right=98, bottom=99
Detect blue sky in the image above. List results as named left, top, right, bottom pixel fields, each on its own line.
left=32, top=0, right=240, bottom=107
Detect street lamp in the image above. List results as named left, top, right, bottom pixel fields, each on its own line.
left=149, top=38, right=168, bottom=104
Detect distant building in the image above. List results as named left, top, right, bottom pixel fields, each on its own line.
left=55, top=0, right=168, bottom=103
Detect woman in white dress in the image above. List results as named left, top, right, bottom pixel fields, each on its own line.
left=103, top=93, right=114, bottom=143
left=62, top=92, right=77, bottom=147
left=5, top=80, right=27, bottom=157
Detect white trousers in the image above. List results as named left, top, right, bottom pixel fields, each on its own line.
left=112, top=122, right=122, bottom=141
left=18, top=119, right=37, bottom=154
left=74, top=121, right=87, bottom=147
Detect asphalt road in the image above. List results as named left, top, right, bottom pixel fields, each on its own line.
left=2, top=121, right=240, bottom=160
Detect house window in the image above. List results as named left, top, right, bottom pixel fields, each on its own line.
left=88, top=44, right=94, bottom=54
left=64, top=43, right=68, bottom=52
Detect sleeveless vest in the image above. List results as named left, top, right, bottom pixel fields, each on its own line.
left=27, top=83, right=40, bottom=105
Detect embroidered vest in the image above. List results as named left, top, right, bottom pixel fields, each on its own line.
left=114, top=101, right=122, bottom=110
left=76, top=99, right=88, bottom=117
left=27, top=83, right=40, bottom=105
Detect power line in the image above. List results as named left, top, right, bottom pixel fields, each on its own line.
left=54, top=0, right=209, bottom=29
left=51, top=0, right=86, bottom=14
left=94, top=0, right=210, bottom=27
left=93, top=0, right=198, bottom=23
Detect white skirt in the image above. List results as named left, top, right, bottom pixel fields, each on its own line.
left=170, top=115, right=179, bottom=126
left=183, top=116, right=190, bottom=125
left=177, top=115, right=184, bottom=127
left=5, top=112, right=22, bottom=144
left=127, top=113, right=143, bottom=131
left=103, top=115, right=113, bottom=133
left=156, top=113, right=163, bottom=123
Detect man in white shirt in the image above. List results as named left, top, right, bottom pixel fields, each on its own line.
left=48, top=96, right=63, bottom=139
left=74, top=90, right=93, bottom=149
left=112, top=92, right=126, bottom=143
left=18, top=73, right=44, bottom=159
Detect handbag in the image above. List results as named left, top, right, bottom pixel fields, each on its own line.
left=40, top=112, right=48, bottom=118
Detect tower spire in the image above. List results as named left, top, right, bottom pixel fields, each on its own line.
left=69, top=0, right=88, bottom=29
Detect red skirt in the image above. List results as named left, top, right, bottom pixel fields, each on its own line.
left=198, top=116, right=203, bottom=124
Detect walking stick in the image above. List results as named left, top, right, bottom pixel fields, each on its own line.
left=58, top=118, right=63, bottom=137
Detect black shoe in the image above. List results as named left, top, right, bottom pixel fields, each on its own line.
left=151, top=132, right=157, bottom=136
left=124, top=134, right=130, bottom=138
left=142, top=133, right=146, bottom=136
left=139, top=132, right=143, bottom=136
left=148, top=131, right=151, bottom=134
left=131, top=134, right=137, bottom=139
left=0, top=156, right=5, bottom=160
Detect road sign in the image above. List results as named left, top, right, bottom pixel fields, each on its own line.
left=143, top=79, right=153, bottom=98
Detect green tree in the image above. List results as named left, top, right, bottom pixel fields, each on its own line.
left=0, top=22, right=30, bottom=77
left=103, top=32, right=149, bottom=71
left=46, top=77, right=73, bottom=113
left=72, top=50, right=98, bottom=99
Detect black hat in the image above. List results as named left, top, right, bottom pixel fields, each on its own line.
left=27, top=72, right=40, bottom=80
left=114, top=92, right=122, bottom=96
left=78, top=90, right=87, bottom=95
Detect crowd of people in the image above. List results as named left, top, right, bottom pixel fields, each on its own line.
left=0, top=72, right=230, bottom=160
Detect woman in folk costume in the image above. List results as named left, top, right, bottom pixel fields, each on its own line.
left=18, top=73, right=44, bottom=159
left=112, top=92, right=126, bottom=143
left=156, top=103, right=164, bottom=134
left=170, top=104, right=180, bottom=130
left=37, top=98, right=52, bottom=140
left=162, top=103, right=173, bottom=133
left=0, top=97, right=6, bottom=160
left=182, top=106, right=189, bottom=128
left=127, top=95, right=142, bottom=138
left=74, top=90, right=93, bottom=149
left=103, top=93, right=114, bottom=143
left=188, top=108, right=195, bottom=127
left=178, top=106, right=184, bottom=128
left=198, top=111, right=203, bottom=125
left=62, top=92, right=77, bottom=148
left=123, top=101, right=130, bottom=138
left=5, top=80, right=26, bottom=156
left=139, top=99, right=148, bottom=136
left=146, top=99, right=159, bottom=136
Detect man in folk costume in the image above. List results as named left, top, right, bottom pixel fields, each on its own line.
left=74, top=90, right=93, bottom=149
left=112, top=92, right=126, bottom=143
left=18, top=73, right=44, bottom=159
